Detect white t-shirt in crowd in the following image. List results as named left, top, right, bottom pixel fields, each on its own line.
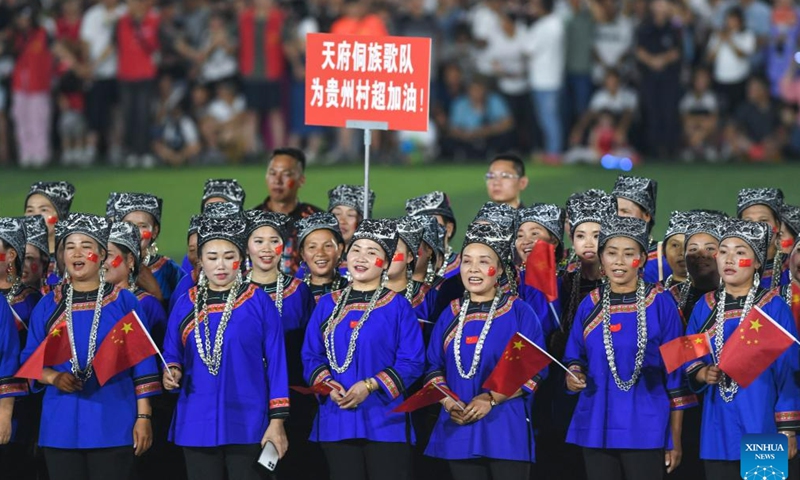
left=589, top=87, right=638, bottom=113
left=207, top=96, right=246, bottom=123
left=80, top=3, right=127, bottom=79
left=470, top=3, right=503, bottom=76
left=708, top=30, right=756, bottom=84
left=593, top=14, right=634, bottom=82
left=162, top=116, right=200, bottom=148
left=525, top=13, right=566, bottom=91
left=482, top=23, right=530, bottom=95
left=679, top=91, right=719, bottom=114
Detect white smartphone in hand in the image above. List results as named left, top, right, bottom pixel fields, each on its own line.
left=258, top=441, right=280, bottom=472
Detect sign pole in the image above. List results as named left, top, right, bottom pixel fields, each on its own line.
left=346, top=120, right=388, bottom=220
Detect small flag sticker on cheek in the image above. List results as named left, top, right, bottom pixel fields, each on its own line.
left=287, top=179, right=296, bottom=189
left=275, top=245, right=283, bottom=255
left=233, top=261, right=240, bottom=270
left=30, top=263, right=38, bottom=273
left=487, top=266, right=497, bottom=277
left=375, top=258, right=384, bottom=268
left=141, top=231, right=153, bottom=240
left=87, top=252, right=99, bottom=263
left=782, top=239, right=795, bottom=249
left=631, top=259, right=640, bottom=268
left=739, top=259, right=753, bottom=267
left=46, top=216, right=58, bottom=225
left=0, top=253, right=5, bottom=262
left=393, top=253, right=405, bottom=262
left=110, top=255, right=123, bottom=268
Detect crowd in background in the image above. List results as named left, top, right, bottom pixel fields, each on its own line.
left=1, top=0, right=800, bottom=168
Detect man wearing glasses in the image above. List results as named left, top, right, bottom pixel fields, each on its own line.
left=255, top=147, right=322, bottom=273
left=485, top=153, right=529, bottom=208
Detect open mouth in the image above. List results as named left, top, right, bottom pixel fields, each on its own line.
left=610, top=268, right=626, bottom=277
left=72, top=261, right=85, bottom=271
left=259, top=255, right=275, bottom=264
left=314, top=259, right=330, bottom=268
left=723, top=268, right=737, bottom=276
left=582, top=252, right=596, bottom=259
left=467, top=276, right=484, bottom=285
left=352, top=264, right=369, bottom=273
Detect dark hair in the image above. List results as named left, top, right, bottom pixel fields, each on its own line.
left=490, top=153, right=526, bottom=177
left=271, top=147, right=307, bottom=172
left=726, top=7, right=744, bottom=30
left=541, top=0, right=555, bottom=14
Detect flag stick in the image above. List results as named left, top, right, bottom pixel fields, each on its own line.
left=657, top=241, right=664, bottom=283
left=131, top=310, right=176, bottom=384
left=11, top=308, right=27, bottom=330
left=516, top=332, right=580, bottom=381
left=704, top=331, right=717, bottom=365
left=432, top=383, right=464, bottom=411
left=548, top=303, right=561, bottom=328
left=754, top=305, right=800, bottom=346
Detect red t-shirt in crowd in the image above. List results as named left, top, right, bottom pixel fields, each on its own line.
left=12, top=27, right=53, bottom=93
left=330, top=14, right=388, bottom=36
left=238, top=7, right=286, bottom=80
left=56, top=18, right=81, bottom=42
left=116, top=10, right=160, bottom=81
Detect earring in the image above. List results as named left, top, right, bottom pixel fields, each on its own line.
left=246, top=257, right=252, bottom=271
left=380, top=270, right=389, bottom=288
left=198, top=270, right=207, bottom=288
left=6, top=264, right=12, bottom=284
left=99, top=266, right=106, bottom=284
left=128, top=269, right=136, bottom=292
left=236, top=268, right=243, bottom=285
left=753, top=272, right=761, bottom=288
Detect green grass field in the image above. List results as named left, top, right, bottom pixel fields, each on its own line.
left=2, top=162, right=799, bottom=260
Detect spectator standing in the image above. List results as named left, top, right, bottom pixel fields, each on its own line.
left=238, top=0, right=288, bottom=154
left=80, top=0, right=126, bottom=166
left=196, top=12, right=237, bottom=86
left=563, top=0, right=596, bottom=129
left=706, top=7, right=755, bottom=116
left=525, top=0, right=566, bottom=164
left=152, top=101, right=201, bottom=167
left=483, top=10, right=532, bottom=153
left=202, top=81, right=249, bottom=162
left=765, top=0, right=800, bottom=97
left=10, top=6, right=53, bottom=168
left=53, top=0, right=88, bottom=166
left=592, top=0, right=635, bottom=84
left=284, top=12, right=324, bottom=162
left=116, top=0, right=160, bottom=168
left=779, top=51, right=800, bottom=157
left=679, top=67, right=720, bottom=161
left=432, top=62, right=466, bottom=160
left=635, top=0, right=682, bottom=157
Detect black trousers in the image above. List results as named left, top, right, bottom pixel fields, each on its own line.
left=448, top=458, right=530, bottom=480
left=183, top=444, right=272, bottom=480
left=320, top=440, right=413, bottom=480
left=583, top=448, right=664, bottom=480
left=43, top=446, right=133, bottom=480
left=119, top=80, right=154, bottom=155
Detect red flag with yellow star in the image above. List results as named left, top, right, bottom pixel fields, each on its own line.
left=393, top=382, right=461, bottom=413
left=93, top=311, right=158, bottom=386
left=15, top=321, right=71, bottom=380
left=718, top=305, right=797, bottom=388
left=659, top=333, right=712, bottom=374
left=482, top=332, right=551, bottom=397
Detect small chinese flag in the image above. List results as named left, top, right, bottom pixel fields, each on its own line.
left=718, top=306, right=797, bottom=388
left=658, top=333, right=712, bottom=374
left=393, top=383, right=460, bottom=413
left=16, top=321, right=71, bottom=380
left=525, top=241, right=558, bottom=302
left=482, top=332, right=551, bottom=397
left=93, top=311, right=159, bottom=386
left=290, top=383, right=334, bottom=396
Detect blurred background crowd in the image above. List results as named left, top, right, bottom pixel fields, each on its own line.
left=1, top=0, right=800, bottom=169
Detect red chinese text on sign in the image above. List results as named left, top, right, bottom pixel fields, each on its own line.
left=305, top=33, right=432, bottom=132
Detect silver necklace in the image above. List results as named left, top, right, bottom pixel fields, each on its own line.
left=601, top=279, right=648, bottom=392
left=714, top=274, right=758, bottom=402
left=193, top=273, right=242, bottom=376
left=453, top=289, right=501, bottom=379
left=64, top=279, right=105, bottom=382
left=771, top=252, right=783, bottom=290
left=5, top=276, right=21, bottom=306
left=324, top=281, right=385, bottom=374
left=405, top=267, right=414, bottom=303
